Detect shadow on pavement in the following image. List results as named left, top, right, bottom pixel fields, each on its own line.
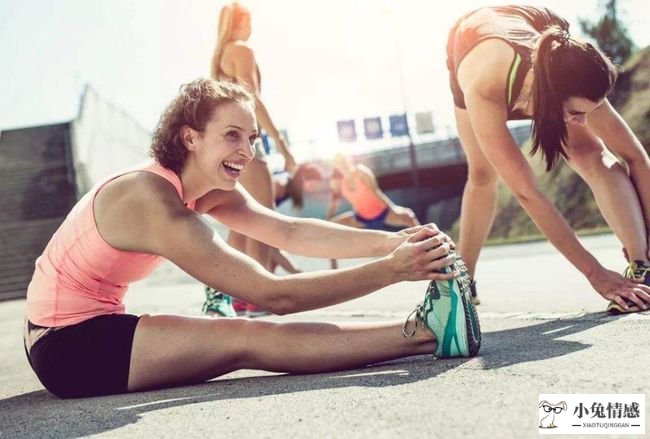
left=0, top=355, right=467, bottom=438
left=479, top=311, right=622, bottom=369
left=0, top=312, right=622, bottom=438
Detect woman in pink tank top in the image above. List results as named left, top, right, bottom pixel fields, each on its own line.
left=327, top=153, right=421, bottom=269
left=23, top=78, right=467, bottom=399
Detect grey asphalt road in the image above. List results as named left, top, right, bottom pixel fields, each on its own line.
left=1, top=233, right=648, bottom=438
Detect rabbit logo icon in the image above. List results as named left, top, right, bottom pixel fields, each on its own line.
left=539, top=400, right=567, bottom=429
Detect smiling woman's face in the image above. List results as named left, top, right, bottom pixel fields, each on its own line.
left=562, top=97, right=604, bottom=126
left=187, top=101, right=258, bottom=190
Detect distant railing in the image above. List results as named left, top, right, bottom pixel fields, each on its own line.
left=353, top=122, right=531, bottom=177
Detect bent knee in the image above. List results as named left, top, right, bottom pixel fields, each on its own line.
left=467, top=166, right=497, bottom=187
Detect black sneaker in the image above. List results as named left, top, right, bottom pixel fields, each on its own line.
left=607, top=260, right=650, bottom=315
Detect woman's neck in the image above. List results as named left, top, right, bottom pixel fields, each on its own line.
left=179, top=160, right=213, bottom=204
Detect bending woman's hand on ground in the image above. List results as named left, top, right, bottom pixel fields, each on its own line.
left=387, top=227, right=459, bottom=282
left=588, top=267, right=650, bottom=311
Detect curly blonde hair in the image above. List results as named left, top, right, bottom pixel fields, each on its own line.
left=150, top=78, right=255, bottom=174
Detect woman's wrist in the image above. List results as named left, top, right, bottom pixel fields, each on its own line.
left=375, top=254, right=401, bottom=284
left=577, top=254, right=603, bottom=281
left=380, top=233, right=407, bottom=256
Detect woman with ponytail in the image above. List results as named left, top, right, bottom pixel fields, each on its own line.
left=203, top=2, right=298, bottom=317
left=446, top=5, right=650, bottom=313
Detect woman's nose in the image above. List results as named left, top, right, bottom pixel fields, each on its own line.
left=243, top=139, right=255, bottom=159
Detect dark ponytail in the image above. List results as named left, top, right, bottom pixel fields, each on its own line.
left=531, top=26, right=618, bottom=171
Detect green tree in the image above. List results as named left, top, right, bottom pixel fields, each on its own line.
left=579, top=0, right=636, bottom=65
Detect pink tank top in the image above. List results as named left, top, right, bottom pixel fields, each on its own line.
left=26, top=161, right=197, bottom=327
left=340, top=172, right=387, bottom=220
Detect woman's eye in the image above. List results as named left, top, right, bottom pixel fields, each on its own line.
left=226, top=131, right=239, bottom=139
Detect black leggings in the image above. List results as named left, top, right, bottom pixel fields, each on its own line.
left=25, top=314, right=141, bottom=398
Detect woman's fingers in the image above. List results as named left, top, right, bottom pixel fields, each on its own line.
left=612, top=295, right=630, bottom=312
left=426, top=253, right=457, bottom=271
left=428, top=270, right=459, bottom=281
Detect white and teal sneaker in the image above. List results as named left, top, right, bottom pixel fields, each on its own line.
left=202, top=287, right=237, bottom=317
left=403, top=255, right=481, bottom=358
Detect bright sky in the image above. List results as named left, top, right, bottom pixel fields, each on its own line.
left=1, top=0, right=648, bottom=151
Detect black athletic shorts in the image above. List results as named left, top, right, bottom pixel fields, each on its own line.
left=25, top=313, right=141, bottom=399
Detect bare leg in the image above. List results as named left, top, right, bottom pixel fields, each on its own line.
left=565, top=124, right=649, bottom=262
left=455, top=108, right=499, bottom=278
left=238, top=158, right=275, bottom=271
left=385, top=207, right=421, bottom=228
left=128, top=314, right=436, bottom=392
left=328, top=211, right=364, bottom=269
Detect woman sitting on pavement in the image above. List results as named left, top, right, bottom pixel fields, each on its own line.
left=23, top=79, right=480, bottom=399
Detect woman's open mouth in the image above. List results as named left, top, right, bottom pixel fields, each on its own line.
left=223, top=160, right=245, bottom=178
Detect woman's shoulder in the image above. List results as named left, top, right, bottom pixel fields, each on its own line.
left=458, top=39, right=517, bottom=101
left=98, top=171, right=184, bottom=217
left=223, top=41, right=255, bottom=57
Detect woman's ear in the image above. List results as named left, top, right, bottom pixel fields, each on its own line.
left=180, top=126, right=196, bottom=151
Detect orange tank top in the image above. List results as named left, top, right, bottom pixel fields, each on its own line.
left=340, top=172, right=387, bottom=220
left=26, top=161, right=197, bottom=327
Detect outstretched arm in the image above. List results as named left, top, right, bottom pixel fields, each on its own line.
left=107, top=176, right=457, bottom=315
left=196, top=184, right=441, bottom=259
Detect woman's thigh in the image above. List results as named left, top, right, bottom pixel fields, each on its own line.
left=128, top=314, right=257, bottom=392
left=384, top=207, right=418, bottom=228
left=455, top=108, right=498, bottom=185
left=329, top=211, right=363, bottom=228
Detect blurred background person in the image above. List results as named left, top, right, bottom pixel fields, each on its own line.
left=327, top=153, right=420, bottom=269
left=203, top=1, right=298, bottom=317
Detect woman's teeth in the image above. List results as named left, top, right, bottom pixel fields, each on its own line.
left=223, top=161, right=244, bottom=172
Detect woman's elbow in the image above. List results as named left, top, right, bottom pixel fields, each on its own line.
left=255, top=280, right=297, bottom=315
left=261, top=292, right=296, bottom=316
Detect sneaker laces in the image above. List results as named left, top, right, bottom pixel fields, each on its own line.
left=623, top=261, right=650, bottom=282
left=402, top=303, right=424, bottom=337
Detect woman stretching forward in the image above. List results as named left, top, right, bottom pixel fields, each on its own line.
left=23, top=79, right=480, bottom=399
left=447, top=5, right=650, bottom=312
